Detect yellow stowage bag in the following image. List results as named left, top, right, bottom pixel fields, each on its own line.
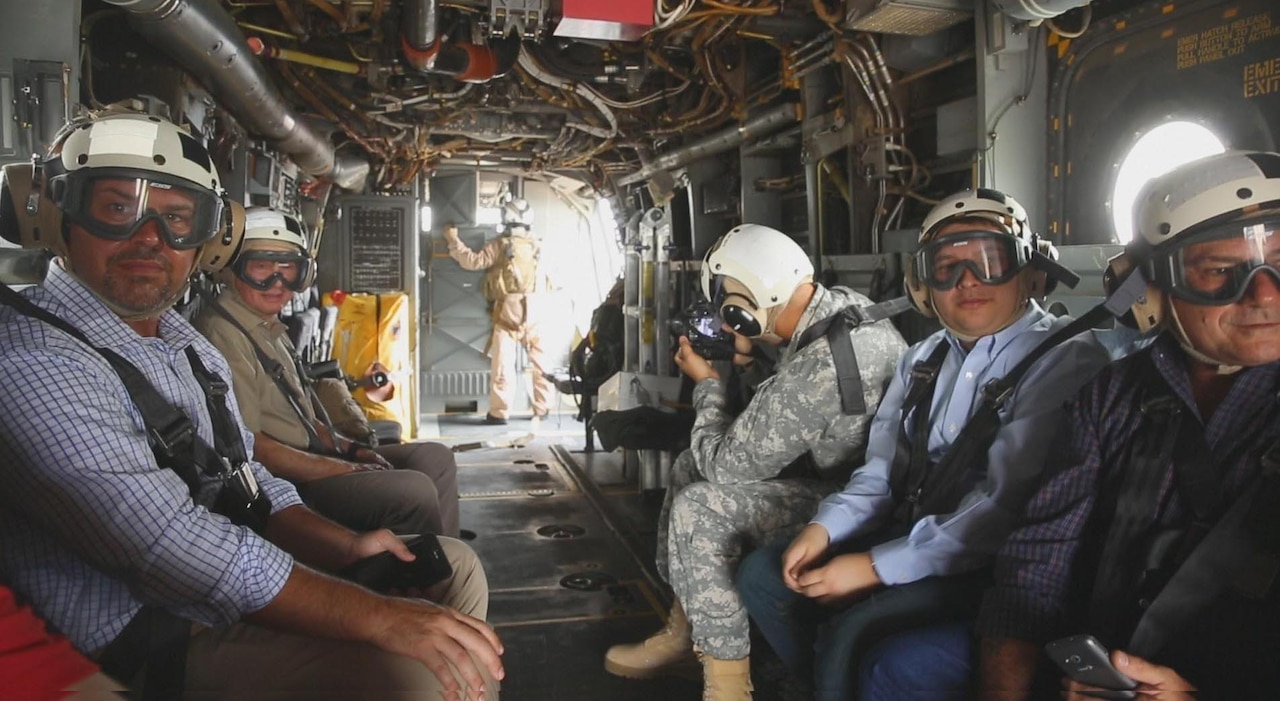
left=322, top=292, right=416, bottom=439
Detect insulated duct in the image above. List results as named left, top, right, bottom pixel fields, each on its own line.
left=994, top=0, right=1091, bottom=22
left=102, top=0, right=370, bottom=190
left=617, top=103, right=801, bottom=187
left=401, top=0, right=520, bottom=82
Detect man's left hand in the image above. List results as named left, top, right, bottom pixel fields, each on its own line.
left=674, top=336, right=719, bottom=383
left=795, top=551, right=883, bottom=605
left=352, top=446, right=393, bottom=469
left=1064, top=651, right=1196, bottom=701
left=341, top=528, right=411, bottom=569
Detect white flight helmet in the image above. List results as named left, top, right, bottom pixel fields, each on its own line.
left=3, top=108, right=241, bottom=274
left=700, top=224, right=814, bottom=339
left=503, top=198, right=534, bottom=229
left=1105, top=151, right=1280, bottom=368
left=230, top=207, right=316, bottom=292
left=905, top=188, right=1063, bottom=340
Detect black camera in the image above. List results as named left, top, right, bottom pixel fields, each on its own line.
left=306, top=360, right=389, bottom=391
left=669, top=301, right=738, bottom=361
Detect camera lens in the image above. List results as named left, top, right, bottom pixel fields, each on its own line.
left=1068, top=655, right=1081, bottom=664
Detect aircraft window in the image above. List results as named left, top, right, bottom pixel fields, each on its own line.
left=420, top=205, right=432, bottom=233
left=1111, top=121, right=1224, bottom=243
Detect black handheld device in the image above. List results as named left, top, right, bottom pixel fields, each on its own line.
left=339, top=534, right=453, bottom=592
left=669, top=301, right=738, bottom=361
left=1045, top=635, right=1138, bottom=700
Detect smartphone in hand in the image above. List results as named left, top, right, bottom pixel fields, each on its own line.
left=340, top=534, right=454, bottom=592
left=1045, top=634, right=1138, bottom=700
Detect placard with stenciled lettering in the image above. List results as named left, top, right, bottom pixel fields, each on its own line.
left=348, top=205, right=404, bottom=292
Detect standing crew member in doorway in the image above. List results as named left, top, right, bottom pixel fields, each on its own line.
left=442, top=198, right=553, bottom=424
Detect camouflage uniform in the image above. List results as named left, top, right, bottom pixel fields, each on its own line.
left=657, top=284, right=908, bottom=660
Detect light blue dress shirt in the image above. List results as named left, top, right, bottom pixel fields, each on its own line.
left=810, top=301, right=1112, bottom=585
left=0, top=265, right=301, bottom=654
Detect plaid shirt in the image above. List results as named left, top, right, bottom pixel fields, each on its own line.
left=977, top=334, right=1280, bottom=644
left=0, top=265, right=300, bottom=655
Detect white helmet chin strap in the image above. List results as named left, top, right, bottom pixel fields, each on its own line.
left=59, top=258, right=194, bottom=323
left=1167, top=303, right=1243, bottom=375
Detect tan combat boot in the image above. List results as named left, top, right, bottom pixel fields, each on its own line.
left=604, top=600, right=699, bottom=679
left=699, top=652, right=754, bottom=701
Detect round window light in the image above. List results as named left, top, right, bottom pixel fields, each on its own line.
left=1111, top=121, right=1225, bottom=243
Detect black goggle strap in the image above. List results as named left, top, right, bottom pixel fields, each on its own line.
left=1029, top=248, right=1081, bottom=290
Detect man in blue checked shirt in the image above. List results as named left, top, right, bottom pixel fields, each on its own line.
left=0, top=108, right=501, bottom=699
left=736, top=188, right=1112, bottom=701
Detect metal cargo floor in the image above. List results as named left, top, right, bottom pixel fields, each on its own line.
left=429, top=412, right=702, bottom=701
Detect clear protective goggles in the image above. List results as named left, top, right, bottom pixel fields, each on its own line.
left=915, top=230, right=1031, bottom=290
left=54, top=170, right=227, bottom=250
left=232, top=249, right=312, bottom=292
left=1147, top=214, right=1280, bottom=305
left=709, top=276, right=763, bottom=337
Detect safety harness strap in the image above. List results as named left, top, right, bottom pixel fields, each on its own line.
left=1127, top=445, right=1280, bottom=657
left=794, top=296, right=913, bottom=415
left=1086, top=354, right=1280, bottom=655
left=0, top=283, right=269, bottom=701
left=889, top=341, right=950, bottom=522
left=1085, top=358, right=1186, bottom=645
left=891, top=302, right=1116, bottom=524
left=204, top=296, right=331, bottom=453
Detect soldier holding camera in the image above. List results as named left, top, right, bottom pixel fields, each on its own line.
left=604, top=224, right=907, bottom=700
left=194, top=206, right=460, bottom=538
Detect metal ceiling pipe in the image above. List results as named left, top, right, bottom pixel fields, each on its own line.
left=101, top=0, right=369, bottom=190
left=995, top=0, right=1091, bottom=22
left=617, top=103, right=801, bottom=187
left=403, top=0, right=439, bottom=51
left=401, top=0, right=519, bottom=82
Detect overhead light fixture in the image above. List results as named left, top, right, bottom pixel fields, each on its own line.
left=844, top=0, right=972, bottom=36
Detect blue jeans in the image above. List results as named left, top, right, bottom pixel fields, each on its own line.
left=859, top=622, right=972, bottom=701
left=738, top=538, right=985, bottom=701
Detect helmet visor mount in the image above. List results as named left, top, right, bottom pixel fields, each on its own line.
left=233, top=249, right=312, bottom=292
left=1152, top=214, right=1280, bottom=305
left=916, top=230, right=1029, bottom=290
left=710, top=275, right=764, bottom=337
left=57, top=170, right=226, bottom=250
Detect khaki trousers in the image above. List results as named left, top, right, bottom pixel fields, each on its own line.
left=296, top=442, right=460, bottom=538
left=183, top=537, right=498, bottom=700
left=487, top=324, right=551, bottom=420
